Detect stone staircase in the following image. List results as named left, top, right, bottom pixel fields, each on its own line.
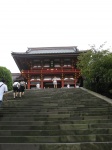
left=0, top=88, right=112, bottom=150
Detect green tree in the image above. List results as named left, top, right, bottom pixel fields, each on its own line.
left=0, top=66, right=12, bottom=91
left=77, top=44, right=112, bottom=98
left=77, top=50, right=93, bottom=81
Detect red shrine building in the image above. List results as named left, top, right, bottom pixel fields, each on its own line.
left=11, top=46, right=83, bottom=89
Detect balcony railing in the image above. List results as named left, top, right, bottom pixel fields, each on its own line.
left=21, top=68, right=80, bottom=74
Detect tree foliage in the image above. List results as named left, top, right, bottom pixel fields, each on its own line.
left=77, top=44, right=112, bottom=98
left=0, top=66, right=12, bottom=91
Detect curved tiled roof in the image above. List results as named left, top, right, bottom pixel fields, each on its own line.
left=26, top=46, right=79, bottom=54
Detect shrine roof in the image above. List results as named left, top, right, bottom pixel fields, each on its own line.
left=26, top=46, right=78, bottom=54
left=12, top=46, right=79, bottom=55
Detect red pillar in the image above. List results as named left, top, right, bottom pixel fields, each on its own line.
left=61, top=73, right=64, bottom=88
left=41, top=80, right=43, bottom=89
left=61, top=79, right=64, bottom=88
left=41, top=74, right=43, bottom=89
left=27, top=79, right=30, bottom=89
left=74, top=79, right=76, bottom=88
left=27, top=73, right=30, bottom=89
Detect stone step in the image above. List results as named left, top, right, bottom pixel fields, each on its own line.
left=1, top=108, right=112, bottom=113
left=0, top=108, right=112, bottom=114
left=0, top=124, right=88, bottom=130
left=1, top=107, right=112, bottom=114
left=1, top=115, right=111, bottom=121
left=3, top=101, right=111, bottom=105
left=0, top=123, right=112, bottom=130
left=1, top=113, right=111, bottom=118
left=3, top=98, right=110, bottom=103
left=1, top=113, right=112, bottom=118
left=0, top=134, right=112, bottom=143
left=0, top=142, right=112, bottom=150
left=1, top=119, right=112, bottom=125
left=2, top=107, right=112, bottom=113
left=0, top=128, right=112, bottom=136
left=2, top=98, right=111, bottom=104
left=5, top=100, right=110, bottom=104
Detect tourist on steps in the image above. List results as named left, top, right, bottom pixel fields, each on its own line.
left=19, top=80, right=26, bottom=97
left=0, top=78, right=8, bottom=107
left=13, top=80, right=20, bottom=99
left=52, top=76, right=57, bottom=88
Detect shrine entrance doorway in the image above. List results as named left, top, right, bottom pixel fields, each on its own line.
left=43, top=81, right=61, bottom=88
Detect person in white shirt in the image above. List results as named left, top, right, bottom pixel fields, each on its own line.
left=36, top=83, right=40, bottom=89
left=67, top=84, right=70, bottom=88
left=0, top=79, right=8, bottom=107
left=52, top=76, right=57, bottom=88
left=13, top=81, right=20, bottom=99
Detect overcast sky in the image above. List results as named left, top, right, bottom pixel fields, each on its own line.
left=0, top=0, right=112, bottom=73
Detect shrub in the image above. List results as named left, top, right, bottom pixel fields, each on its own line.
left=0, top=66, right=13, bottom=91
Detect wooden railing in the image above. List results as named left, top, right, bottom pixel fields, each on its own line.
left=21, top=68, right=80, bottom=75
